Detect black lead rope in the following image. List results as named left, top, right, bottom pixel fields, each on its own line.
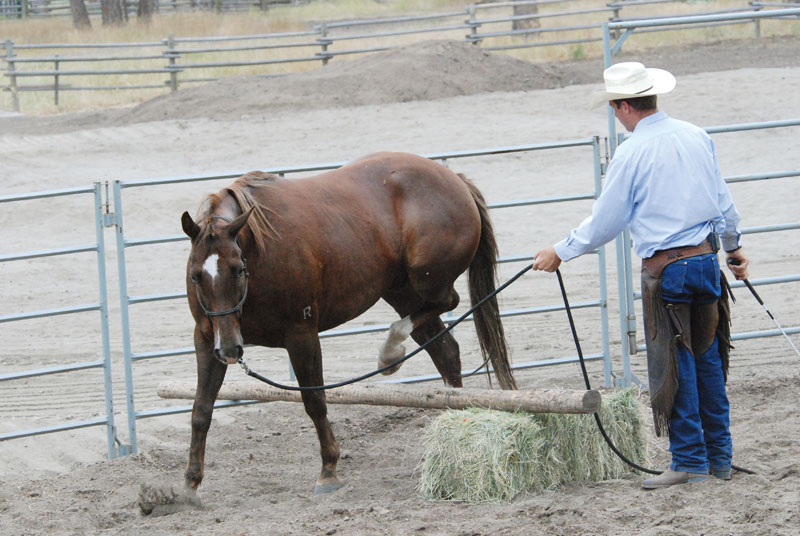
left=239, top=263, right=534, bottom=391
left=555, top=269, right=660, bottom=476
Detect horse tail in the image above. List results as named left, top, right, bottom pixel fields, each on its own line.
left=459, top=173, right=518, bottom=391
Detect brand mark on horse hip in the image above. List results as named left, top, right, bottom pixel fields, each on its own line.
left=303, top=306, right=312, bottom=319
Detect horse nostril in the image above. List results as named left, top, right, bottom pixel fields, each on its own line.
left=213, top=348, right=224, bottom=362
left=236, top=346, right=244, bottom=359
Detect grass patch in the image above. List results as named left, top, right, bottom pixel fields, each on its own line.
left=417, top=387, right=649, bottom=503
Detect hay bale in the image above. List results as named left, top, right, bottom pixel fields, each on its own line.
left=417, top=388, right=648, bottom=502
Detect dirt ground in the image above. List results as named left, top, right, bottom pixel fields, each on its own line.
left=1, top=38, right=799, bottom=535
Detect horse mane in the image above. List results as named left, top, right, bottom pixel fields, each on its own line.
left=195, top=171, right=280, bottom=258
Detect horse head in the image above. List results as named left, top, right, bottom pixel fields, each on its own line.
left=181, top=207, right=253, bottom=365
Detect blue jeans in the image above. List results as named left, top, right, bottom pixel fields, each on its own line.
left=660, top=253, right=732, bottom=475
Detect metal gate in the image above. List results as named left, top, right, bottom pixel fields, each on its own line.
left=0, top=183, right=129, bottom=458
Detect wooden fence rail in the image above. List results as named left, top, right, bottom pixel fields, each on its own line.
left=1, top=0, right=790, bottom=112
left=0, top=0, right=295, bottom=19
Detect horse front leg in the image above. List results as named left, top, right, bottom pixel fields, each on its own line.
left=286, top=330, right=342, bottom=494
left=185, top=327, right=228, bottom=492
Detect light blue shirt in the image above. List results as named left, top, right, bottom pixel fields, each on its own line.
left=555, top=111, right=742, bottom=261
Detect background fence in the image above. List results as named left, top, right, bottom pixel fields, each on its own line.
left=0, top=0, right=298, bottom=19
left=4, top=1, right=799, bottom=112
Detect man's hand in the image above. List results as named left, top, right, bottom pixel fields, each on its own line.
left=533, top=247, right=562, bottom=273
left=725, top=248, right=750, bottom=280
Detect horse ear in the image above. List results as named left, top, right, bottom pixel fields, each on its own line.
left=227, top=206, right=254, bottom=239
left=181, top=211, right=200, bottom=240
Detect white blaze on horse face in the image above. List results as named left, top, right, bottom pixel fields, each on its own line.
left=202, top=253, right=220, bottom=288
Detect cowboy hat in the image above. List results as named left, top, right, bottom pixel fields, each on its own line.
left=589, top=62, right=676, bottom=108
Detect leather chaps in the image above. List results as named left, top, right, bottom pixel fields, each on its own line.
left=640, top=256, right=732, bottom=437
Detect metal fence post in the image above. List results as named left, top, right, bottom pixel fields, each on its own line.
left=611, top=4, right=621, bottom=40
left=93, top=182, right=129, bottom=459
left=112, top=180, right=139, bottom=454
left=166, top=33, right=179, bottom=92
left=603, top=21, right=639, bottom=387
left=54, top=54, right=60, bottom=106
left=592, top=136, right=614, bottom=387
left=4, top=40, right=20, bottom=113
left=753, top=3, right=762, bottom=39
left=466, top=4, right=480, bottom=45
left=319, top=22, right=330, bottom=65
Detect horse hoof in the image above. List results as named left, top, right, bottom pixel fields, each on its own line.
left=314, top=481, right=343, bottom=494
left=378, top=344, right=405, bottom=375
left=378, top=362, right=403, bottom=376
left=138, top=483, right=202, bottom=516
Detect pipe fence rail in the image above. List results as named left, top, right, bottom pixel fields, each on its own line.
left=4, top=1, right=797, bottom=111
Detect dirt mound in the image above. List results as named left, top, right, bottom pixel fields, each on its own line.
left=1, top=36, right=797, bottom=136
left=124, top=40, right=570, bottom=123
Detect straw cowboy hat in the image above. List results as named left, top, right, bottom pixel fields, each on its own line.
left=590, top=62, right=676, bottom=108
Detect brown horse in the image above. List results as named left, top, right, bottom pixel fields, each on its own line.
left=180, top=151, right=516, bottom=495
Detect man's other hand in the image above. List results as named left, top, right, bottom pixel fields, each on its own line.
left=726, top=249, right=750, bottom=280
left=533, top=247, right=562, bottom=273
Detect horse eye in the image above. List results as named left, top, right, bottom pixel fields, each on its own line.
left=190, top=273, right=201, bottom=283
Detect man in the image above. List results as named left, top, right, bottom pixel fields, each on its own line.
left=533, top=62, right=750, bottom=489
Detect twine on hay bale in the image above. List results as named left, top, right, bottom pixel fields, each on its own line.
left=417, top=388, right=648, bottom=503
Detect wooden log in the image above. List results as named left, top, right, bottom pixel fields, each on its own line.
left=157, top=381, right=601, bottom=414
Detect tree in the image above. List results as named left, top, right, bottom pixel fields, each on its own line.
left=512, top=3, right=541, bottom=32
left=486, top=0, right=541, bottom=32
left=101, top=0, right=125, bottom=26
left=137, top=0, right=156, bottom=22
left=69, top=0, right=92, bottom=30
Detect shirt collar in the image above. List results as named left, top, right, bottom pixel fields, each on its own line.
left=633, top=110, right=668, bottom=132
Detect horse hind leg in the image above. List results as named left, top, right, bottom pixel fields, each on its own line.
left=380, top=286, right=463, bottom=387
left=378, top=316, right=414, bottom=374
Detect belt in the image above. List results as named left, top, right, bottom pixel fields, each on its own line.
left=641, top=236, right=715, bottom=278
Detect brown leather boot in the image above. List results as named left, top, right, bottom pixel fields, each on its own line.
left=641, top=468, right=709, bottom=489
